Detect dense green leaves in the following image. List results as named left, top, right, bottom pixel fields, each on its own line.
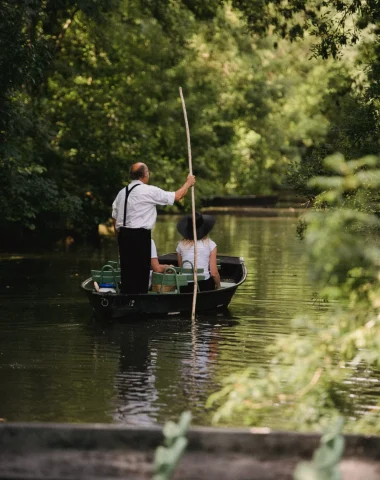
left=2, top=0, right=380, bottom=248
left=0, top=0, right=118, bottom=244
left=208, top=154, right=380, bottom=433
left=1, top=0, right=350, bottom=244
left=231, top=0, right=377, bottom=59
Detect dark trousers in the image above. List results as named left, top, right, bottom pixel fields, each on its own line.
left=118, top=228, right=151, bottom=294
left=180, top=276, right=215, bottom=293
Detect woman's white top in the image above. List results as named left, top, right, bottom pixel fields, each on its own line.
left=149, top=239, right=158, bottom=288
left=176, top=238, right=217, bottom=281
left=151, top=239, right=158, bottom=258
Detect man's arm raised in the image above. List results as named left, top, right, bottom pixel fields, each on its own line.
left=175, top=174, right=196, bottom=202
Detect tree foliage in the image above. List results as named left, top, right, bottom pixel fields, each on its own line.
left=230, top=0, right=380, bottom=59
left=0, top=0, right=117, bottom=244
left=2, top=0, right=380, bottom=246
left=208, top=154, right=380, bottom=433
left=1, top=0, right=352, bottom=245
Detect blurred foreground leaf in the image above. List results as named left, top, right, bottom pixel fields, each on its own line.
left=153, top=411, right=192, bottom=480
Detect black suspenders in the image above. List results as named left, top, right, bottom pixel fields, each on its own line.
left=123, top=184, right=140, bottom=227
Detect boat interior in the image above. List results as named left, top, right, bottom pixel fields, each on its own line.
left=86, top=254, right=245, bottom=295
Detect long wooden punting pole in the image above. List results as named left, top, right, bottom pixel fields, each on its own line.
left=179, top=87, right=198, bottom=321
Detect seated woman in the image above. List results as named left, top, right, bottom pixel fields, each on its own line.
left=176, top=212, right=221, bottom=292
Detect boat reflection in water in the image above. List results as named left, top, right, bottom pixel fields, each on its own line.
left=88, top=311, right=240, bottom=425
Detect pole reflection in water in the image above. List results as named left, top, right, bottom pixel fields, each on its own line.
left=88, top=312, right=238, bottom=425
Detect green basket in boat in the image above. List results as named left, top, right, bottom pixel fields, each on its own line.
left=106, top=260, right=119, bottom=269
left=152, top=267, right=188, bottom=294
left=91, top=264, right=121, bottom=292
left=173, top=260, right=206, bottom=283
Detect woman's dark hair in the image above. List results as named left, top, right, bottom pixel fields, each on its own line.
left=130, top=164, right=147, bottom=180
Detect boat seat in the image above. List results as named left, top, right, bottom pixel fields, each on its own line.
left=174, top=267, right=204, bottom=274
left=91, top=271, right=121, bottom=283
left=174, top=260, right=207, bottom=281
left=106, top=260, right=119, bottom=269
left=172, top=267, right=205, bottom=282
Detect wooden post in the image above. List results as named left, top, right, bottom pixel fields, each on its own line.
left=179, top=87, right=198, bottom=321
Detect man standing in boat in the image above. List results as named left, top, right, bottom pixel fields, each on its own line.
left=112, top=163, right=195, bottom=294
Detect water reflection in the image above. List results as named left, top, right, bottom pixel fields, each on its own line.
left=0, top=215, right=332, bottom=426
left=88, top=313, right=241, bottom=425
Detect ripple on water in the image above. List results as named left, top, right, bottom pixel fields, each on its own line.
left=1, top=216, right=378, bottom=428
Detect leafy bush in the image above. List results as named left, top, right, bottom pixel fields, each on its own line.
left=208, top=154, right=380, bottom=434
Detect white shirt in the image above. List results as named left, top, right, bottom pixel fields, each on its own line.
left=149, top=239, right=158, bottom=288
left=112, top=180, right=175, bottom=231
left=151, top=239, right=158, bottom=258
left=176, top=238, right=217, bottom=281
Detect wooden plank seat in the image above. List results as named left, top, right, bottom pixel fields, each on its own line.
left=106, top=260, right=119, bottom=269
left=173, top=267, right=204, bottom=273
left=172, top=267, right=206, bottom=282
left=173, top=260, right=206, bottom=283
left=91, top=271, right=121, bottom=283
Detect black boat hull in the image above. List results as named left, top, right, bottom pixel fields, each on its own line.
left=82, top=254, right=246, bottom=321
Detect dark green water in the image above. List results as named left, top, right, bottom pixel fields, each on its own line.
left=0, top=215, right=373, bottom=427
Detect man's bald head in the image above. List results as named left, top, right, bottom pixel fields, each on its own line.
left=130, top=163, right=148, bottom=181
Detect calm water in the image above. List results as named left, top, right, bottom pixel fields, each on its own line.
left=0, top=215, right=376, bottom=427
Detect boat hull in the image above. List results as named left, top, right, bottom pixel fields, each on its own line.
left=82, top=254, right=246, bottom=321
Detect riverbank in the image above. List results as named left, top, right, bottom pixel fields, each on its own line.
left=98, top=205, right=305, bottom=236
left=1, top=423, right=379, bottom=479
left=201, top=192, right=310, bottom=207
left=201, top=206, right=304, bottom=217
